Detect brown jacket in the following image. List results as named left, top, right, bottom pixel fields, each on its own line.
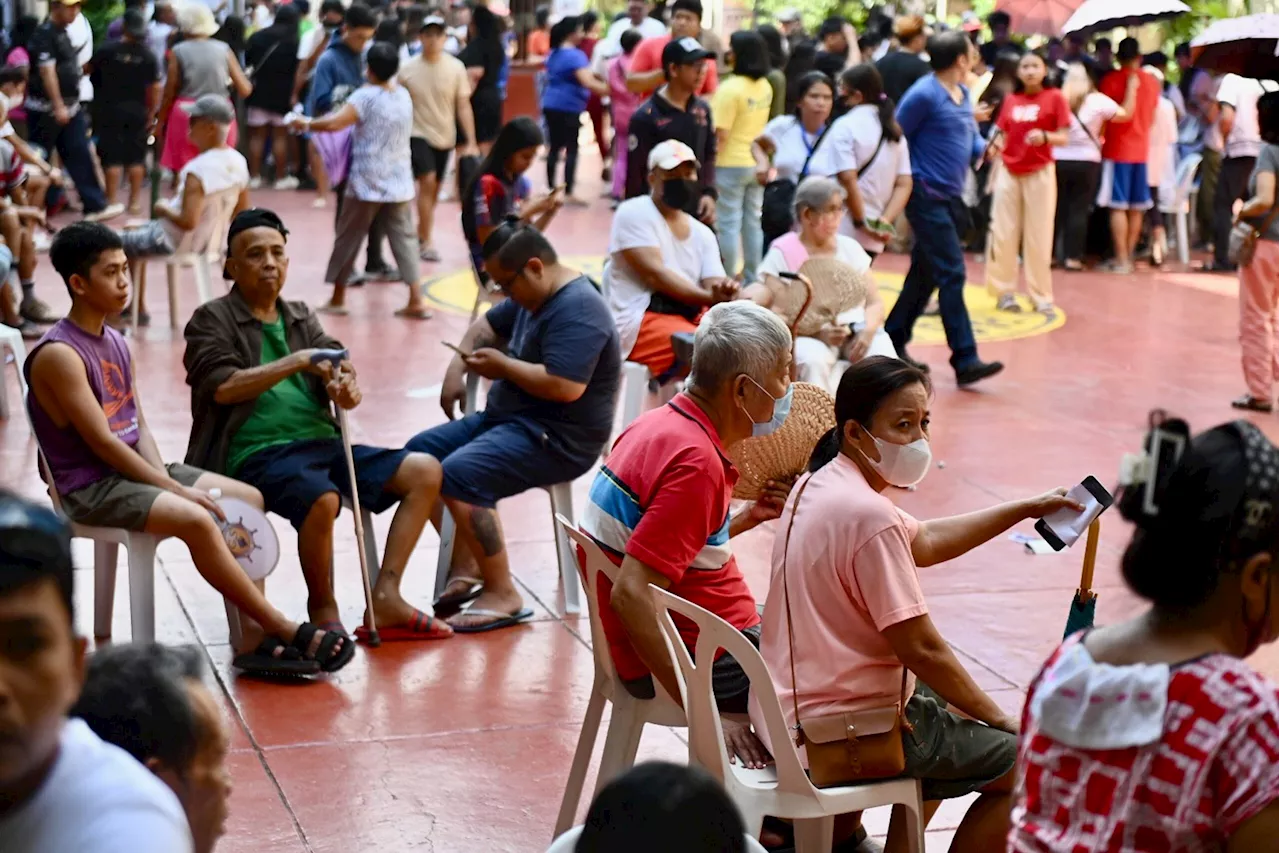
left=183, top=287, right=342, bottom=474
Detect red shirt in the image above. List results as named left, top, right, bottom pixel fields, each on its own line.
left=1098, top=67, right=1161, bottom=163
left=995, top=88, right=1070, bottom=175
left=580, top=393, right=759, bottom=681
left=629, top=34, right=718, bottom=97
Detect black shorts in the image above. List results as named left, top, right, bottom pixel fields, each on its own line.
left=96, top=113, right=150, bottom=167
left=410, top=137, right=450, bottom=181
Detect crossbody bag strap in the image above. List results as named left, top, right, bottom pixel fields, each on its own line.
left=1073, top=108, right=1101, bottom=151
left=780, top=472, right=815, bottom=747
left=860, top=132, right=887, bottom=174
left=798, top=119, right=833, bottom=180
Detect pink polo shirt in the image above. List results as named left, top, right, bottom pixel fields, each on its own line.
left=749, top=453, right=925, bottom=757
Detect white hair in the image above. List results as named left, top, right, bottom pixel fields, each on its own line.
left=690, top=301, right=792, bottom=392
left=794, top=176, right=846, bottom=218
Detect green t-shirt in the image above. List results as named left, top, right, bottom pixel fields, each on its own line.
left=226, top=317, right=338, bottom=474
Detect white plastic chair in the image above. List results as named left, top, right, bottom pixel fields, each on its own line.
left=433, top=374, right=584, bottom=613
left=553, top=518, right=688, bottom=838
left=651, top=587, right=926, bottom=853
left=132, top=186, right=241, bottom=331
left=1173, top=153, right=1203, bottom=267
left=546, top=825, right=769, bottom=852
left=0, top=322, right=28, bottom=421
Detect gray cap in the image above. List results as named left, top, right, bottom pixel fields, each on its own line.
left=123, top=8, right=147, bottom=38
left=183, top=93, right=236, bottom=124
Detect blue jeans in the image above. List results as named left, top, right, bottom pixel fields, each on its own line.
left=715, top=166, right=764, bottom=283
left=884, top=188, right=980, bottom=371
left=27, top=108, right=107, bottom=214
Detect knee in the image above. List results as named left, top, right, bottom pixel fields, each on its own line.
left=303, top=491, right=341, bottom=528
left=394, top=452, right=442, bottom=495
left=174, top=504, right=222, bottom=544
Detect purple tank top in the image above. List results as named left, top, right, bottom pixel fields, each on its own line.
left=25, top=319, right=141, bottom=496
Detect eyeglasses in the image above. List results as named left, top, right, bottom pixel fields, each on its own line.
left=0, top=499, right=72, bottom=570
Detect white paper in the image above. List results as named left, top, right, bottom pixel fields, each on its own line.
left=1040, top=482, right=1105, bottom=549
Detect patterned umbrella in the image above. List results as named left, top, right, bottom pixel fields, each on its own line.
left=1191, top=13, right=1279, bottom=81
left=994, top=0, right=1086, bottom=37
left=1060, top=0, right=1190, bottom=35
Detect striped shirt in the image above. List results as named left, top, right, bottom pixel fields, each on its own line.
left=581, top=393, right=760, bottom=681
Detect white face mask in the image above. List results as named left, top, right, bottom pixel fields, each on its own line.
left=862, top=431, right=932, bottom=487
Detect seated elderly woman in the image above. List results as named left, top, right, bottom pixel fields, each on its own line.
left=1010, top=415, right=1278, bottom=852
left=743, top=176, right=894, bottom=393
left=749, top=356, right=1080, bottom=853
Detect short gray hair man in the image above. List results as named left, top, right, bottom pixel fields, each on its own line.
left=690, top=300, right=793, bottom=392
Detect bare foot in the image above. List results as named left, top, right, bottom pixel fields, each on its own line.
left=368, top=585, right=453, bottom=637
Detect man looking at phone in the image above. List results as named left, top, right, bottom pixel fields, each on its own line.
left=408, top=221, right=620, bottom=632
left=183, top=209, right=452, bottom=643
left=606, top=140, right=737, bottom=382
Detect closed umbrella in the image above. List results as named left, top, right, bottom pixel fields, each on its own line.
left=1191, top=13, right=1279, bottom=81
left=1060, top=0, right=1190, bottom=36
left=994, top=0, right=1086, bottom=37
left=1063, top=519, right=1101, bottom=637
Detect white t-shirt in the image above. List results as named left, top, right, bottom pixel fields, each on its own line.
left=251, top=3, right=274, bottom=31
left=163, top=146, right=249, bottom=242
left=1148, top=96, right=1178, bottom=195
left=68, top=12, right=94, bottom=103
left=597, top=15, right=667, bottom=61
left=1218, top=73, right=1280, bottom=160
left=603, top=196, right=724, bottom=358
left=814, top=105, right=911, bottom=254
left=1054, top=91, right=1118, bottom=164
left=762, top=115, right=831, bottom=184
left=0, top=719, right=193, bottom=853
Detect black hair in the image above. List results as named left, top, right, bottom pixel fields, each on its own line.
left=808, top=356, right=931, bottom=471
left=818, top=16, right=846, bottom=40
left=620, top=28, right=643, bottom=55
left=728, top=29, right=769, bottom=79
left=470, top=5, right=502, bottom=48
left=1174, top=41, right=1192, bottom=59
left=1259, top=91, right=1278, bottom=146
left=813, top=50, right=845, bottom=80
left=0, top=491, right=74, bottom=623
left=50, top=222, right=124, bottom=292
left=1095, top=37, right=1113, bottom=51
left=10, top=15, right=39, bottom=51
left=928, top=30, right=971, bottom=72
left=575, top=762, right=746, bottom=853
left=783, top=42, right=818, bottom=112
left=756, top=24, right=785, bottom=72
left=320, top=0, right=345, bottom=19
left=1012, top=50, right=1048, bottom=94
left=790, top=70, right=834, bottom=120
left=581, top=10, right=599, bottom=31
left=987, top=10, right=1010, bottom=29
left=1119, top=417, right=1278, bottom=611
left=534, top=6, right=549, bottom=28
left=71, top=644, right=206, bottom=774
left=1117, top=37, right=1139, bottom=63
left=0, top=65, right=27, bottom=87
left=374, top=18, right=404, bottom=47
left=366, top=40, right=400, bottom=80
left=1143, top=50, right=1168, bottom=69
left=213, top=15, right=247, bottom=54
left=549, top=15, right=580, bottom=49
left=670, top=0, right=703, bottom=19
left=839, top=64, right=901, bottom=142
left=491, top=220, right=558, bottom=269
left=345, top=3, right=378, bottom=29
left=462, top=117, right=544, bottom=241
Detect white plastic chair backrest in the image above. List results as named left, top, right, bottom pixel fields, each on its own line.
left=650, top=586, right=815, bottom=797
left=1173, top=153, right=1203, bottom=206
left=556, top=517, right=625, bottom=688
left=545, top=825, right=767, bottom=852
left=173, top=186, right=241, bottom=259
left=27, top=409, right=65, bottom=515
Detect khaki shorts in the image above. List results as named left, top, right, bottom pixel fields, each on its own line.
left=902, top=683, right=1017, bottom=801
left=60, top=463, right=206, bottom=531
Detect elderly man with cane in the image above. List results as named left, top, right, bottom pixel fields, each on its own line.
left=183, top=208, right=452, bottom=644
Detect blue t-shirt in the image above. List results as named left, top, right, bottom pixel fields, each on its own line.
left=541, top=46, right=590, bottom=114
left=482, top=276, right=620, bottom=464
left=307, top=41, right=363, bottom=116
left=895, top=75, right=985, bottom=199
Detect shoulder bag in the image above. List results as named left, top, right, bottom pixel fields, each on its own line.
left=761, top=118, right=833, bottom=241
left=1228, top=203, right=1278, bottom=268
left=780, top=473, right=910, bottom=788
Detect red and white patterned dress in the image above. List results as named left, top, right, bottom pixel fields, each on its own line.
left=1009, top=634, right=1279, bottom=852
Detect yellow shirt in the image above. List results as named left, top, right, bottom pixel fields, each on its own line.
left=712, top=75, right=774, bottom=168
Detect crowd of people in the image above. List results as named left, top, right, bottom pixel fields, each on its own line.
left=0, top=1, right=1277, bottom=852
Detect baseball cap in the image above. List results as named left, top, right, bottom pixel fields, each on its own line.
left=49, top=0, right=82, bottom=6
left=647, top=139, right=698, bottom=172
left=182, top=93, right=236, bottom=124
left=960, top=11, right=981, bottom=32
left=776, top=7, right=800, bottom=23
left=123, top=8, right=147, bottom=37
left=662, top=36, right=712, bottom=68
left=420, top=14, right=446, bottom=31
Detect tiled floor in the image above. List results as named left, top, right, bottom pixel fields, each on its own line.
left=1, top=158, right=1276, bottom=853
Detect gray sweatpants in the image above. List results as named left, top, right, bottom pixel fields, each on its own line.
left=324, top=197, right=419, bottom=291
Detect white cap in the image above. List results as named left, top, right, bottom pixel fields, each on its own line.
left=647, top=139, right=699, bottom=172
left=777, top=7, right=800, bottom=22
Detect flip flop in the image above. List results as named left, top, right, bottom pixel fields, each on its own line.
left=394, top=306, right=434, bottom=320
left=448, top=607, right=535, bottom=634
left=432, top=576, right=484, bottom=614
left=355, top=608, right=453, bottom=642
left=1232, top=394, right=1274, bottom=413
left=232, top=637, right=322, bottom=677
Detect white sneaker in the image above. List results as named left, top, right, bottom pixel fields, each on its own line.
left=312, top=197, right=328, bottom=208
left=32, top=231, right=52, bottom=253
left=248, top=177, right=263, bottom=190
left=274, top=176, right=300, bottom=191
left=83, top=203, right=125, bottom=223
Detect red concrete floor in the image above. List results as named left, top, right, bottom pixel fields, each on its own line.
left=1, top=154, right=1277, bottom=852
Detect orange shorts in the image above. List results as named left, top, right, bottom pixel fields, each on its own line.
left=627, top=310, right=700, bottom=377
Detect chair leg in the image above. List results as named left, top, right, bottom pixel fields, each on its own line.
left=548, top=483, right=582, bottom=614
left=0, top=352, right=8, bottom=420
left=361, top=508, right=381, bottom=586
left=194, top=258, right=213, bottom=305
left=1176, top=209, right=1190, bottom=267
left=901, top=784, right=927, bottom=853
left=619, top=363, right=649, bottom=430
left=166, top=262, right=180, bottom=330
left=593, top=694, right=647, bottom=797
left=93, top=541, right=121, bottom=639
left=125, top=534, right=157, bottom=642
left=553, top=682, right=608, bottom=838
left=793, top=816, right=836, bottom=853
left=434, top=507, right=457, bottom=598
left=131, top=261, right=146, bottom=334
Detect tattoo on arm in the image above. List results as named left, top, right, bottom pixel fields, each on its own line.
left=468, top=506, right=504, bottom=557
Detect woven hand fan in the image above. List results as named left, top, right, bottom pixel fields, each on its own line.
left=729, top=382, right=836, bottom=501
left=769, top=257, right=869, bottom=338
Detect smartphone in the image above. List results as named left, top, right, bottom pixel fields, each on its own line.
left=777, top=271, right=801, bottom=280
left=441, top=341, right=471, bottom=358
left=1035, top=476, right=1114, bottom=552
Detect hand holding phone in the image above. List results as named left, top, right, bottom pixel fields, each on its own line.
left=1035, top=476, right=1114, bottom=551
left=442, top=341, right=471, bottom=358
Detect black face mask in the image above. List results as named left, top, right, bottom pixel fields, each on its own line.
left=660, top=178, right=699, bottom=214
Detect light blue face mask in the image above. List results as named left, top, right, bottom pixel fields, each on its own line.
left=745, top=377, right=793, bottom=438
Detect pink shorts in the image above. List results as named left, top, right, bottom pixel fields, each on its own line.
left=246, top=107, right=287, bottom=128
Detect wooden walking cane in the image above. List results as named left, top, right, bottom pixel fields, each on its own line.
left=1063, top=518, right=1101, bottom=638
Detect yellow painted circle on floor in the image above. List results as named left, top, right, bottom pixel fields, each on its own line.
left=423, top=255, right=1065, bottom=344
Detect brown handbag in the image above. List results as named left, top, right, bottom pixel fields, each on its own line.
left=780, top=473, right=910, bottom=789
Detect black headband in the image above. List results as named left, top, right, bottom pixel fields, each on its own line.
left=224, top=208, right=289, bottom=279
